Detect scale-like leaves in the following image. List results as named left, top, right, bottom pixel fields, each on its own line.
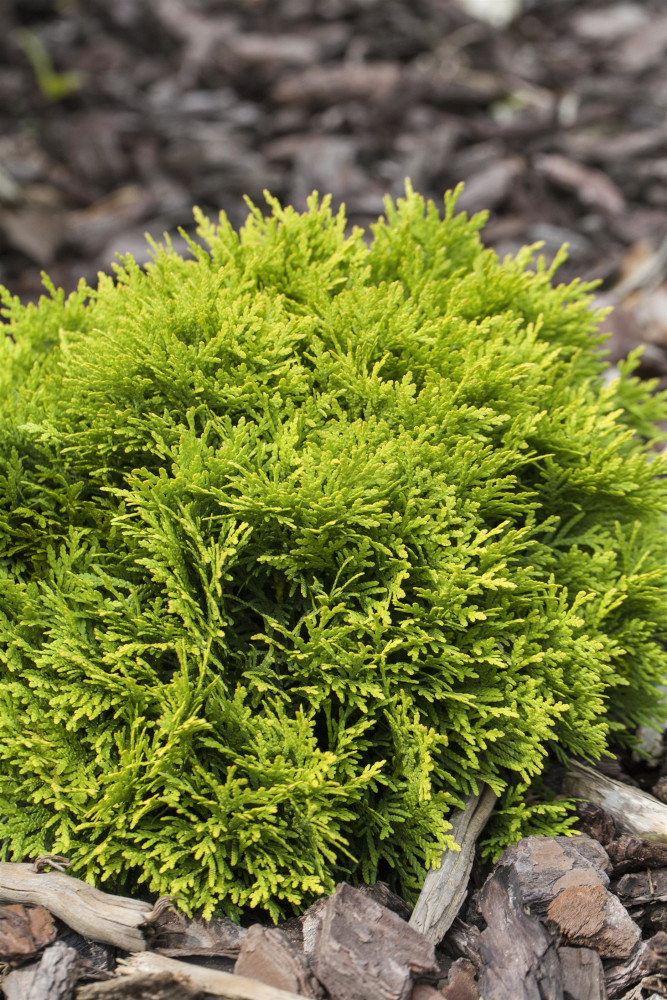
left=0, top=185, right=666, bottom=918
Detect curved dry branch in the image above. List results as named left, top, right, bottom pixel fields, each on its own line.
left=0, top=864, right=151, bottom=952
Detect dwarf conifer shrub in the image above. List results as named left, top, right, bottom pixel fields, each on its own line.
left=1, top=185, right=667, bottom=920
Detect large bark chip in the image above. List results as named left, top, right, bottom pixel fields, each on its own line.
left=493, top=836, right=611, bottom=916
left=546, top=885, right=641, bottom=960
left=477, top=866, right=563, bottom=1000
left=234, top=925, right=323, bottom=998
left=302, top=882, right=439, bottom=1000
left=0, top=904, right=57, bottom=961
left=557, top=947, right=606, bottom=1000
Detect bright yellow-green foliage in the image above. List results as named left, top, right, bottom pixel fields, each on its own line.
left=1, top=185, right=666, bottom=919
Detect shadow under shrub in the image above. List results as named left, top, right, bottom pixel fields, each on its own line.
left=1, top=183, right=666, bottom=920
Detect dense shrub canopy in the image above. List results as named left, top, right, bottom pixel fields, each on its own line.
left=1, top=186, right=666, bottom=919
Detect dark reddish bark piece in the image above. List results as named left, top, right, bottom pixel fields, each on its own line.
left=557, top=947, right=605, bottom=1000
left=0, top=903, right=57, bottom=961
left=546, top=884, right=641, bottom=960
left=234, top=924, right=323, bottom=998
left=606, top=834, right=667, bottom=875
left=492, top=835, right=610, bottom=916
left=302, top=882, right=439, bottom=1000
left=441, top=958, right=480, bottom=1000
left=615, top=868, right=667, bottom=906
left=477, top=865, right=563, bottom=1000
left=576, top=803, right=617, bottom=847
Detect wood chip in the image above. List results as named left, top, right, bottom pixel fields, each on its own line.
left=603, top=944, right=646, bottom=1000
left=615, top=868, right=667, bottom=907
left=641, top=931, right=667, bottom=977
left=477, top=865, right=562, bottom=1000
left=116, top=952, right=307, bottom=1000
left=536, top=154, right=626, bottom=215
left=558, top=947, right=606, bottom=1000
left=271, top=63, right=401, bottom=107
left=77, top=970, right=204, bottom=999
left=576, top=802, right=617, bottom=847
left=0, top=904, right=56, bottom=961
left=653, top=777, right=667, bottom=805
left=546, top=884, right=641, bottom=960
left=604, top=932, right=667, bottom=999
left=356, top=882, right=412, bottom=923
left=303, top=882, right=439, bottom=1000
left=455, top=157, right=524, bottom=214
left=0, top=203, right=64, bottom=266
left=493, top=835, right=611, bottom=916
left=606, top=835, right=667, bottom=876
left=146, top=906, right=246, bottom=960
left=441, top=919, right=482, bottom=971
left=440, top=957, right=480, bottom=1000
left=411, top=986, right=444, bottom=1000
left=234, top=925, right=323, bottom=998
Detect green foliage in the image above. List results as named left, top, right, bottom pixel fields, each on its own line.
left=479, top=780, right=581, bottom=864
left=15, top=29, right=84, bottom=102
left=1, top=183, right=666, bottom=919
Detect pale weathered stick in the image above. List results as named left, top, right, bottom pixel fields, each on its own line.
left=409, top=785, right=497, bottom=944
left=0, top=864, right=151, bottom=952
left=117, top=952, right=307, bottom=1000
left=563, top=761, right=667, bottom=841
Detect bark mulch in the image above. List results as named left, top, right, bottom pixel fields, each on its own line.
left=1, top=1, right=667, bottom=997
left=2, top=0, right=667, bottom=395
left=1, top=747, right=666, bottom=999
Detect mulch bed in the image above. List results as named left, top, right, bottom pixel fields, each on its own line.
left=1, top=747, right=666, bottom=999
left=1, top=0, right=667, bottom=394
left=1, top=1, right=667, bottom=997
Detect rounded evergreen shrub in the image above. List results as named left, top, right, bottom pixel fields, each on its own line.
left=1, top=185, right=666, bottom=920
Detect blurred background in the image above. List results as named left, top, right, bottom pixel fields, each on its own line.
left=1, top=0, right=667, bottom=385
